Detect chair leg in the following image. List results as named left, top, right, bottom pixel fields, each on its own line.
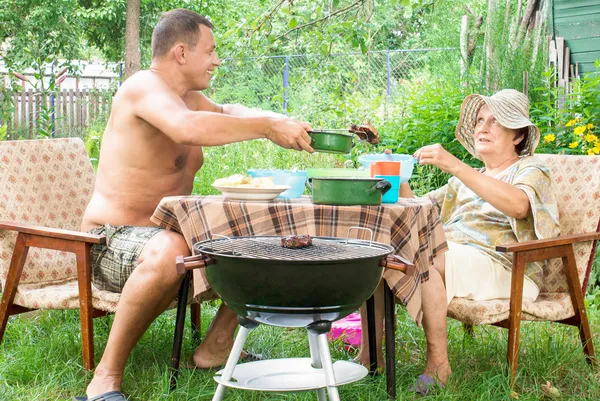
left=463, top=323, right=475, bottom=339
left=75, top=243, right=95, bottom=371
left=190, top=302, right=201, bottom=345
left=170, top=271, right=191, bottom=390
left=507, top=253, right=526, bottom=387
left=384, top=283, right=396, bottom=400
left=563, top=248, right=596, bottom=365
left=0, top=233, right=30, bottom=345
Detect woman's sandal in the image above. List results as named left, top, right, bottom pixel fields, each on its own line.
left=409, top=374, right=445, bottom=396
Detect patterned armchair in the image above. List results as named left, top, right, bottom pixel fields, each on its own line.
left=0, top=138, right=198, bottom=371
left=447, top=154, right=600, bottom=384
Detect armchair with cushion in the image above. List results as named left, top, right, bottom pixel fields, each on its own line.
left=447, top=154, right=600, bottom=384
left=0, top=138, right=199, bottom=371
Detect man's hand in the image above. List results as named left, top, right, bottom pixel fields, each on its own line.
left=413, top=143, right=463, bottom=174
left=267, top=118, right=314, bottom=153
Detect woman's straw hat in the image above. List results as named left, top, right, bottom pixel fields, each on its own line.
left=455, top=89, right=540, bottom=160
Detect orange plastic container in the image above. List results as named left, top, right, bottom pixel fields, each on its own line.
left=369, top=161, right=401, bottom=176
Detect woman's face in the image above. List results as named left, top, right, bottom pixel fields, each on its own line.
left=474, top=105, right=520, bottom=159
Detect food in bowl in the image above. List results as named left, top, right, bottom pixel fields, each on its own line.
left=281, top=234, right=313, bottom=249
left=213, top=174, right=275, bottom=188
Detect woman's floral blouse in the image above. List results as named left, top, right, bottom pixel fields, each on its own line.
left=425, top=156, right=560, bottom=288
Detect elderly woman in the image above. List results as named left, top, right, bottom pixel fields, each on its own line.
left=357, top=89, right=560, bottom=394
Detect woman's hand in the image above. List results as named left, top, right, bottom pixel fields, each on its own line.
left=413, top=143, right=464, bottom=174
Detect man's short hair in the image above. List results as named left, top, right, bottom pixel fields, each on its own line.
left=151, top=9, right=214, bottom=59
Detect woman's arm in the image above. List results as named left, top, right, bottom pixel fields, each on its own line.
left=413, top=144, right=530, bottom=219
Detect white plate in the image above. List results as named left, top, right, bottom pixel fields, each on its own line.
left=213, top=357, right=368, bottom=392
left=213, top=184, right=292, bottom=201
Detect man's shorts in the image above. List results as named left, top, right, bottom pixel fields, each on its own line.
left=88, top=225, right=164, bottom=293
left=444, top=241, right=540, bottom=305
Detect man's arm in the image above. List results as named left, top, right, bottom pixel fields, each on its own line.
left=134, top=79, right=313, bottom=151
left=192, top=91, right=311, bottom=131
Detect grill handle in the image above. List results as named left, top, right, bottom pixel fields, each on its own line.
left=380, top=254, right=416, bottom=276
left=176, top=254, right=217, bottom=275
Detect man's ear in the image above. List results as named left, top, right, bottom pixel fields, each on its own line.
left=173, top=43, right=186, bottom=64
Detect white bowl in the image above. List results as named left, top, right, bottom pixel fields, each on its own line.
left=213, top=184, right=292, bottom=201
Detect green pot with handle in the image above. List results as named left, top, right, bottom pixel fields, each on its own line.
left=307, top=177, right=392, bottom=206
left=308, top=131, right=354, bottom=154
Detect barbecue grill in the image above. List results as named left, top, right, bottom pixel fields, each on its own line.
left=172, top=229, right=414, bottom=401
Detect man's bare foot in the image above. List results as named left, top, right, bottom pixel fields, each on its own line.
left=85, top=367, right=122, bottom=398
left=192, top=339, right=249, bottom=369
left=423, top=360, right=452, bottom=385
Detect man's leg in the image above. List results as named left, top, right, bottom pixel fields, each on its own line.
left=85, top=231, right=189, bottom=397
left=420, top=254, right=451, bottom=385
left=192, top=302, right=243, bottom=368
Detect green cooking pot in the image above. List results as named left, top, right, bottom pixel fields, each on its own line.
left=307, top=177, right=392, bottom=206
left=308, top=131, right=354, bottom=154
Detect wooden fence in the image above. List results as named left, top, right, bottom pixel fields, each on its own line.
left=1, top=88, right=113, bottom=139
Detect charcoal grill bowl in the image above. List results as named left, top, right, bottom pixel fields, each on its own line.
left=193, top=237, right=393, bottom=327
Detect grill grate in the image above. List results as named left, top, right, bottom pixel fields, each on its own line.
left=193, top=236, right=392, bottom=261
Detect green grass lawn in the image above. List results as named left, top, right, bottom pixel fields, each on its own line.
left=1, top=300, right=599, bottom=401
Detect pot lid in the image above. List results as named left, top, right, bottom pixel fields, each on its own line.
left=193, top=236, right=393, bottom=262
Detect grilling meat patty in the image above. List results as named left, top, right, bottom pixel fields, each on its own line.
left=281, top=234, right=313, bottom=249
left=349, top=123, right=380, bottom=145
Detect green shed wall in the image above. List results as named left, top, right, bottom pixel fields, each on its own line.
left=551, top=0, right=600, bottom=73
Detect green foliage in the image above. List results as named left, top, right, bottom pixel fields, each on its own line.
left=532, top=62, right=600, bottom=156
left=0, top=124, right=6, bottom=141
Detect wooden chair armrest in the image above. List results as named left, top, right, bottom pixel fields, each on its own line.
left=0, top=220, right=105, bottom=244
left=496, top=232, right=600, bottom=253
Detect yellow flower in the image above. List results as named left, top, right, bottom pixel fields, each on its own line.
left=568, top=141, right=579, bottom=149
left=587, top=149, right=596, bottom=156
left=574, top=125, right=587, bottom=135
left=588, top=123, right=595, bottom=130
left=543, top=134, right=556, bottom=143
left=585, top=133, right=598, bottom=142
left=566, top=119, right=577, bottom=127
left=593, top=142, right=600, bottom=155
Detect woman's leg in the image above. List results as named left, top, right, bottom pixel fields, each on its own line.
left=420, top=253, right=452, bottom=384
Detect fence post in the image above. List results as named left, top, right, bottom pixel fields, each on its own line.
left=283, top=56, right=289, bottom=114
left=51, top=65, right=55, bottom=138
left=386, top=51, right=392, bottom=100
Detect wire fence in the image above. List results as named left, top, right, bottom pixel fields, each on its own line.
left=1, top=48, right=459, bottom=138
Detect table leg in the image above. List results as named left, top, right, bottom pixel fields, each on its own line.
left=384, top=283, right=397, bottom=399
left=169, top=271, right=191, bottom=390
left=366, top=294, right=378, bottom=375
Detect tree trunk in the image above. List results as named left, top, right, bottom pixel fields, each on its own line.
left=124, top=0, right=141, bottom=80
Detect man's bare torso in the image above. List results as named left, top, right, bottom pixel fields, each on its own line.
left=81, top=71, right=205, bottom=231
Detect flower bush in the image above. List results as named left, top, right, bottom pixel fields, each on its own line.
left=533, top=61, right=600, bottom=155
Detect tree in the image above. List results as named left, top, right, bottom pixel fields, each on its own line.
left=124, top=0, right=141, bottom=78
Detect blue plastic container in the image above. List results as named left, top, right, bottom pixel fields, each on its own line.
left=375, top=175, right=400, bottom=203
left=358, top=154, right=417, bottom=184
left=247, top=169, right=308, bottom=198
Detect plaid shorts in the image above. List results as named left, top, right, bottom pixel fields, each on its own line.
left=88, top=225, right=164, bottom=292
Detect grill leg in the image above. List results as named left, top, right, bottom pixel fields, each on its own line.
left=212, top=317, right=257, bottom=401
left=308, top=331, right=328, bottom=401
left=316, top=332, right=341, bottom=401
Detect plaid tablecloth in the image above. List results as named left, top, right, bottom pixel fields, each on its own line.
left=151, top=195, right=447, bottom=324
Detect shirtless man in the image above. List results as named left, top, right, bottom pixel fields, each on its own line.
left=77, top=9, right=313, bottom=400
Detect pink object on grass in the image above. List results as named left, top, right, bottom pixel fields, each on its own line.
left=327, top=312, right=362, bottom=347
